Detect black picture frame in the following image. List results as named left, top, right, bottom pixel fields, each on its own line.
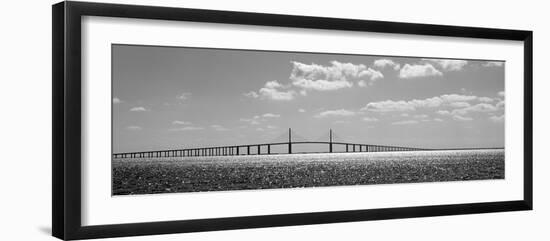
left=52, top=1, right=533, bottom=240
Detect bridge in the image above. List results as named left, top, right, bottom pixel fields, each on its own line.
left=113, top=128, right=429, bottom=159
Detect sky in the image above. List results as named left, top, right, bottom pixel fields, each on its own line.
left=112, top=44, right=505, bottom=153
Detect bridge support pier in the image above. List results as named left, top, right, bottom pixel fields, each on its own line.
left=114, top=141, right=428, bottom=159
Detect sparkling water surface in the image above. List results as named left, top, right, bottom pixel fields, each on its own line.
left=112, top=149, right=504, bottom=195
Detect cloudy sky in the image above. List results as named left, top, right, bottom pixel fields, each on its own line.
left=112, top=44, right=504, bottom=153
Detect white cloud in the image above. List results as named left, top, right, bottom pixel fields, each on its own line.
left=258, top=80, right=295, bottom=101
left=437, top=110, right=451, bottom=116
left=453, top=115, right=473, bottom=121
left=438, top=102, right=500, bottom=121
left=172, top=120, right=192, bottom=125
left=392, top=120, right=419, bottom=125
left=358, top=68, right=384, bottom=83
left=170, top=126, right=204, bottom=131
left=243, top=91, right=259, bottom=98
left=484, top=61, right=504, bottom=67
left=177, top=92, right=192, bottom=100
left=433, top=118, right=444, bottom=122
left=262, top=113, right=280, bottom=118
left=452, top=103, right=498, bottom=116
left=423, top=59, right=468, bottom=71
left=210, top=124, right=229, bottom=131
left=240, top=118, right=260, bottom=125
left=292, top=77, right=353, bottom=91
left=130, top=106, right=147, bottom=112
left=373, top=59, right=401, bottom=70
left=449, top=102, right=471, bottom=108
left=363, top=96, right=442, bottom=112
left=357, top=69, right=384, bottom=87
left=363, top=94, right=487, bottom=113
left=440, top=94, right=477, bottom=102
left=267, top=125, right=278, bottom=129
left=489, top=115, right=505, bottom=123
left=399, top=63, right=442, bottom=79
left=357, top=68, right=383, bottom=87
left=256, top=127, right=265, bottom=132
left=470, top=103, right=499, bottom=112
left=290, top=61, right=353, bottom=91
left=240, top=114, right=279, bottom=125
left=298, top=108, right=306, bottom=113
left=363, top=100, right=417, bottom=112
left=498, top=91, right=505, bottom=97
left=248, top=60, right=385, bottom=100
left=478, top=97, right=494, bottom=103
left=265, top=80, right=282, bottom=89
left=290, top=61, right=382, bottom=92
left=362, top=117, right=379, bottom=122
left=414, top=114, right=429, bottom=119
left=113, top=97, right=122, bottom=104
left=126, top=125, right=142, bottom=130
left=315, top=109, right=356, bottom=118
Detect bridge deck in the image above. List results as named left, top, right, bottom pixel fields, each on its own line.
left=112, top=141, right=428, bottom=159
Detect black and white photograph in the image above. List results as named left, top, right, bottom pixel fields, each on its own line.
left=111, top=44, right=505, bottom=195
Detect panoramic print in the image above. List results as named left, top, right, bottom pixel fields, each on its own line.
left=111, top=44, right=505, bottom=195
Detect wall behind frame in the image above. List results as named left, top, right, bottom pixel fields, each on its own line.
left=0, top=0, right=546, bottom=241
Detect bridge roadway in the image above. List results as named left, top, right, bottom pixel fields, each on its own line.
left=112, top=141, right=427, bottom=159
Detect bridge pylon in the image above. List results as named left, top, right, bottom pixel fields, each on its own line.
left=288, top=128, right=292, bottom=154
left=329, top=129, right=333, bottom=153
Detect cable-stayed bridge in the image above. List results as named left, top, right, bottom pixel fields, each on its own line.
left=113, top=128, right=429, bottom=159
